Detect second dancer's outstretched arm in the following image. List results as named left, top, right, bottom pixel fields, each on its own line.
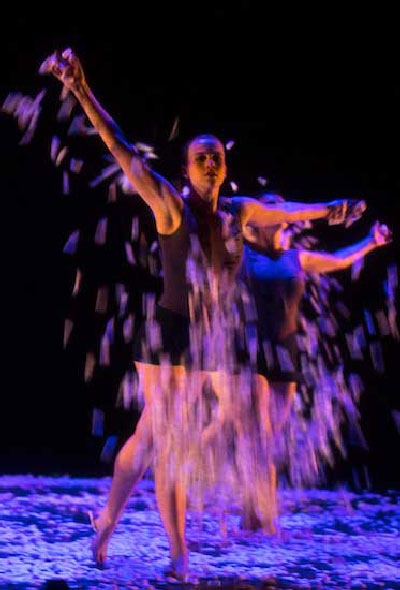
left=299, top=221, right=392, bottom=273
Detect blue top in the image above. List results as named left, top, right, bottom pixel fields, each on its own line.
left=242, top=244, right=305, bottom=341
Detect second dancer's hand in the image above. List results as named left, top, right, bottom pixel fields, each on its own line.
left=370, top=221, right=392, bottom=246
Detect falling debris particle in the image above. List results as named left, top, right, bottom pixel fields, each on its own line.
left=125, top=242, right=136, bottom=265
left=63, top=171, right=69, bottom=195
left=94, top=217, right=108, bottom=245
left=364, top=309, right=375, bottom=335
left=351, top=258, right=364, bottom=281
left=84, top=352, right=96, bottom=382
left=143, top=293, right=156, bottom=320
left=262, top=340, right=274, bottom=369
left=121, top=372, right=138, bottom=409
left=318, top=315, right=337, bottom=337
left=108, top=182, right=117, bottom=202
left=120, top=173, right=138, bottom=194
left=375, top=310, right=391, bottom=337
left=56, top=94, right=77, bottom=121
left=230, top=181, right=238, bottom=193
left=67, top=114, right=97, bottom=136
left=38, top=54, right=53, bottom=75
left=353, top=325, right=366, bottom=349
left=276, top=345, right=295, bottom=372
left=225, top=140, right=235, bottom=151
left=369, top=341, right=384, bottom=373
left=63, top=319, right=73, bottom=348
left=182, top=186, right=190, bottom=197
left=348, top=373, right=364, bottom=400
left=135, top=142, right=155, bottom=153
left=346, top=333, right=363, bottom=360
left=168, top=115, right=180, bottom=141
left=123, top=314, right=135, bottom=343
left=392, top=409, right=400, bottom=432
left=70, top=158, right=84, bottom=174
left=106, top=318, right=115, bottom=343
left=143, top=151, right=159, bottom=160
left=131, top=217, right=139, bottom=242
left=2, top=92, right=23, bottom=114
left=89, top=163, right=120, bottom=188
left=51, top=136, right=61, bottom=161
left=100, top=435, right=118, bottom=462
left=60, top=84, right=69, bottom=101
left=335, top=301, right=351, bottom=320
left=387, top=264, right=398, bottom=291
left=63, top=230, right=80, bottom=255
left=387, top=304, right=399, bottom=340
left=72, top=269, right=82, bottom=297
left=95, top=287, right=109, bottom=314
left=2, top=89, right=46, bottom=144
left=55, top=146, right=68, bottom=167
left=119, top=290, right=129, bottom=317
left=257, top=176, right=268, bottom=186
left=99, top=334, right=110, bottom=366
left=92, top=408, right=104, bottom=437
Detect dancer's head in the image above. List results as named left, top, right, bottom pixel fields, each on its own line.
left=245, top=192, right=293, bottom=251
left=183, top=135, right=227, bottom=205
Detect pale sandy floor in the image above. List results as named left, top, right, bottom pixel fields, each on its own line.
left=0, top=475, right=399, bottom=589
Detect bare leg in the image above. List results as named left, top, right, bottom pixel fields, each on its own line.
left=92, top=362, right=155, bottom=566
left=241, top=374, right=276, bottom=533
left=242, top=380, right=296, bottom=532
left=154, top=365, right=188, bottom=579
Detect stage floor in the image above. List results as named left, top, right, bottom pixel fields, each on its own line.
left=0, top=475, right=399, bottom=589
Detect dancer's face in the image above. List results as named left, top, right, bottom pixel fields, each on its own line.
left=185, top=137, right=227, bottom=201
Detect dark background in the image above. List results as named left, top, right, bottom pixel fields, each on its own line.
left=0, top=4, right=399, bottom=487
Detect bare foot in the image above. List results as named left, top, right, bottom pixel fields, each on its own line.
left=165, top=555, right=188, bottom=583
left=240, top=507, right=276, bottom=534
left=240, top=510, right=264, bottom=532
left=89, top=509, right=114, bottom=567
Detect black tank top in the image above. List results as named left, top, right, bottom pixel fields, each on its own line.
left=242, top=244, right=305, bottom=341
left=158, top=198, right=243, bottom=317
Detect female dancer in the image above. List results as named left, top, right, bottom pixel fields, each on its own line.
left=241, top=193, right=392, bottom=530
left=41, top=48, right=365, bottom=577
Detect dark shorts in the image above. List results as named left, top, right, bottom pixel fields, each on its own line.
left=134, top=305, right=190, bottom=366
left=256, top=332, right=302, bottom=383
left=135, top=305, right=246, bottom=372
left=135, top=306, right=301, bottom=381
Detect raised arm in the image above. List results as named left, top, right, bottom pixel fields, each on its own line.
left=299, top=222, right=392, bottom=273
left=40, top=49, right=182, bottom=234
left=235, top=197, right=366, bottom=227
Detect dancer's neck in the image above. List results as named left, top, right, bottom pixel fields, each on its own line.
left=186, top=189, right=219, bottom=215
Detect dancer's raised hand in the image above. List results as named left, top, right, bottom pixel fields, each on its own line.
left=327, top=199, right=366, bottom=225
left=344, top=199, right=367, bottom=226
left=39, top=48, right=87, bottom=96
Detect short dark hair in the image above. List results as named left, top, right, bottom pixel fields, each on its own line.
left=182, top=134, right=225, bottom=165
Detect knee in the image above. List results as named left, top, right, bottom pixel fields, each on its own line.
left=115, top=438, right=153, bottom=474
left=114, top=450, right=135, bottom=475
